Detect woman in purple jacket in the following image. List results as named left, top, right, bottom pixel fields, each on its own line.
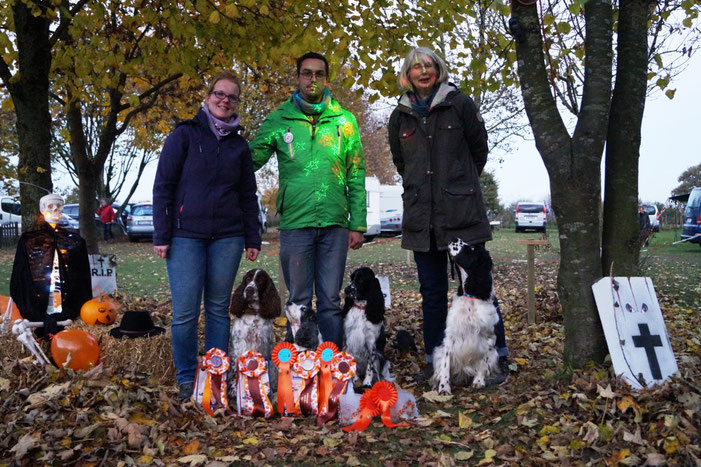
left=153, top=71, right=261, bottom=401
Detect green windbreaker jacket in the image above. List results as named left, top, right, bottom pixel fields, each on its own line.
left=250, top=97, right=367, bottom=232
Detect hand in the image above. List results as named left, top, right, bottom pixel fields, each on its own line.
left=154, top=245, right=169, bottom=258
left=348, top=231, right=364, bottom=250
left=246, top=248, right=260, bottom=261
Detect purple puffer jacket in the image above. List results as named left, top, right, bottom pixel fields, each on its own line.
left=153, top=109, right=261, bottom=249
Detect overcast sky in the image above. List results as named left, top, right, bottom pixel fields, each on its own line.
left=488, top=53, right=701, bottom=206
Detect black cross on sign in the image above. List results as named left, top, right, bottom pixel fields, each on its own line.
left=632, top=323, right=663, bottom=380
left=97, top=257, right=105, bottom=267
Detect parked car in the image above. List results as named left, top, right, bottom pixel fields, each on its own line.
left=1, top=196, right=22, bottom=233
left=58, top=213, right=80, bottom=230
left=126, top=203, right=154, bottom=242
left=641, top=204, right=660, bottom=232
left=61, top=203, right=81, bottom=221
left=681, top=187, right=701, bottom=246
left=380, top=209, right=403, bottom=234
left=514, top=201, right=547, bottom=232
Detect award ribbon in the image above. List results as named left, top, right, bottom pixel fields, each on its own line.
left=317, top=351, right=356, bottom=425
left=200, top=348, right=230, bottom=417
left=237, top=350, right=273, bottom=419
left=272, top=342, right=298, bottom=416
left=293, top=350, right=320, bottom=416
left=316, top=342, right=339, bottom=418
left=371, top=381, right=409, bottom=428
left=342, top=389, right=380, bottom=432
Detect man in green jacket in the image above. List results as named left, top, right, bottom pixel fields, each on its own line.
left=250, top=52, right=367, bottom=347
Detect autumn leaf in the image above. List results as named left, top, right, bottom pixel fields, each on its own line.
left=182, top=439, right=200, bottom=455
left=422, top=390, right=453, bottom=402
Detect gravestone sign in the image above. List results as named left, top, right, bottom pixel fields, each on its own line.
left=592, top=277, right=678, bottom=390
left=89, top=254, right=117, bottom=296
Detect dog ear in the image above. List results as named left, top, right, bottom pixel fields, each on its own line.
left=229, top=282, right=246, bottom=317
left=258, top=271, right=281, bottom=319
left=365, top=277, right=386, bottom=324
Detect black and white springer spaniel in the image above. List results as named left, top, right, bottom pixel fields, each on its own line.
left=229, top=269, right=281, bottom=372
left=343, top=267, right=392, bottom=386
left=431, top=239, right=500, bottom=395
left=284, top=302, right=323, bottom=351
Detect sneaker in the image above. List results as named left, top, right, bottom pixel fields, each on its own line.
left=177, top=382, right=194, bottom=402
left=486, top=357, right=510, bottom=386
left=498, top=356, right=510, bottom=375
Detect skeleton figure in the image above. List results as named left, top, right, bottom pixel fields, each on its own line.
left=8, top=194, right=92, bottom=362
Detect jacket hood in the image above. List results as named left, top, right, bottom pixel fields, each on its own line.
left=278, top=95, right=345, bottom=120
left=398, top=82, right=460, bottom=112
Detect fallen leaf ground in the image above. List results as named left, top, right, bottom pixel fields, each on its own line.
left=0, top=236, right=699, bottom=466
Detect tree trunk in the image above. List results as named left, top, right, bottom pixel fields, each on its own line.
left=9, top=2, right=53, bottom=231
left=66, top=99, right=100, bottom=254
left=601, top=0, right=650, bottom=276
left=512, top=0, right=612, bottom=366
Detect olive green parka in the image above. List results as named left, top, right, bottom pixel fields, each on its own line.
left=388, top=83, right=491, bottom=252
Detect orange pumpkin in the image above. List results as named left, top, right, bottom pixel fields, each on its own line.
left=0, top=295, right=21, bottom=322
left=51, top=329, right=100, bottom=371
left=80, top=296, right=119, bottom=325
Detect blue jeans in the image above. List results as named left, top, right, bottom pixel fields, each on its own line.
left=166, top=236, right=244, bottom=386
left=414, top=236, right=508, bottom=363
left=279, top=227, right=348, bottom=347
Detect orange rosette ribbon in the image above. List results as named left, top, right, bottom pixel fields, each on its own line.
left=200, top=348, right=230, bottom=416
left=317, top=351, right=357, bottom=425
left=237, top=350, right=273, bottom=419
left=371, top=381, right=409, bottom=428
left=316, top=341, right=339, bottom=418
left=342, top=389, right=380, bottom=432
left=293, top=350, right=320, bottom=416
left=272, top=342, right=298, bottom=417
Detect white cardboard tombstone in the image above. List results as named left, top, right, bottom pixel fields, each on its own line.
left=89, top=254, right=117, bottom=296
left=377, top=276, right=391, bottom=309
left=592, top=277, right=678, bottom=390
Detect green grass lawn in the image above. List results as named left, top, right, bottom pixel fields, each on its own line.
left=0, top=226, right=697, bottom=304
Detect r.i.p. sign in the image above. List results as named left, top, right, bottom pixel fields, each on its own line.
left=592, top=277, right=678, bottom=390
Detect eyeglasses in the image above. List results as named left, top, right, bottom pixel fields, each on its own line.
left=299, top=70, right=327, bottom=80
left=410, top=62, right=435, bottom=72
left=210, top=90, right=241, bottom=103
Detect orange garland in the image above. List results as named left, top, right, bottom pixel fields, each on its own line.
left=272, top=342, right=298, bottom=417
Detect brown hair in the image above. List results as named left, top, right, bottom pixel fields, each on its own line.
left=207, top=71, right=241, bottom=95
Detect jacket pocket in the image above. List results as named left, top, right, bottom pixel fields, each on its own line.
left=401, top=189, right=423, bottom=232
left=442, top=184, right=481, bottom=229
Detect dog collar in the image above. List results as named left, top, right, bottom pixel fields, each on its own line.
left=460, top=293, right=479, bottom=299
left=353, top=302, right=367, bottom=310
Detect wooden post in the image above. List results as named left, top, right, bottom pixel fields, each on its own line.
left=517, top=240, right=548, bottom=324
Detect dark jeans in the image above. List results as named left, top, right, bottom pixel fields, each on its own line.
left=103, top=222, right=114, bottom=241
left=166, top=236, right=244, bottom=385
left=414, top=235, right=508, bottom=363
left=279, top=227, right=349, bottom=348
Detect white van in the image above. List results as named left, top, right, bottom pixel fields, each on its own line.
left=515, top=201, right=547, bottom=232
left=364, top=177, right=382, bottom=241
left=1, top=196, right=22, bottom=232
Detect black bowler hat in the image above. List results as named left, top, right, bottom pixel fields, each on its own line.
left=110, top=310, right=166, bottom=339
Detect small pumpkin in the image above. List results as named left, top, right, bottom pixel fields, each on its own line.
left=80, top=296, right=119, bottom=325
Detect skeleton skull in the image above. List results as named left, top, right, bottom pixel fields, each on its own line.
left=39, top=193, right=65, bottom=225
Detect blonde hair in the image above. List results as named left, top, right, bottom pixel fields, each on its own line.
left=397, top=47, right=450, bottom=91
left=207, top=71, right=241, bottom=95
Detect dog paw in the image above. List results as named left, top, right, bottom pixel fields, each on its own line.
left=437, top=383, right=452, bottom=396
left=471, top=378, right=485, bottom=389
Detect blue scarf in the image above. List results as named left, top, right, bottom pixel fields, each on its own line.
left=408, top=87, right=439, bottom=117
left=292, top=88, right=331, bottom=115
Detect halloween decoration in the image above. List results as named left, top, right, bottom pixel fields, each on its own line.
left=80, top=296, right=119, bottom=325
left=109, top=310, right=165, bottom=339
left=50, top=329, right=100, bottom=371
left=10, top=193, right=91, bottom=338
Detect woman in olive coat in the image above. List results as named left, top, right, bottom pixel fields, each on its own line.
left=388, top=47, right=508, bottom=382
